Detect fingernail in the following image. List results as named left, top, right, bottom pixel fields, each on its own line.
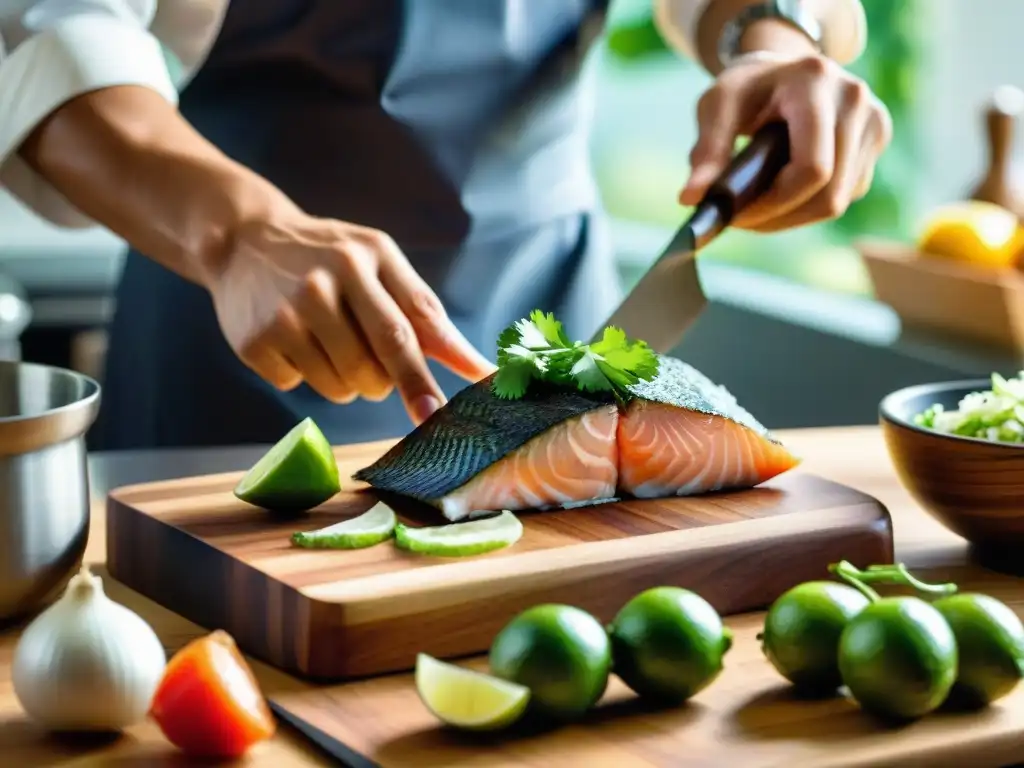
left=412, top=395, right=442, bottom=424
left=680, top=164, right=717, bottom=204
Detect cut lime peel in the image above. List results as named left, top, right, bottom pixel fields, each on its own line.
left=291, top=501, right=397, bottom=549
left=235, top=417, right=323, bottom=494
left=395, top=510, right=523, bottom=557
left=233, top=417, right=341, bottom=512
left=415, top=653, right=530, bottom=731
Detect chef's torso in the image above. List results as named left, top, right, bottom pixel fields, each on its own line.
left=179, top=0, right=606, bottom=300
left=97, top=0, right=622, bottom=449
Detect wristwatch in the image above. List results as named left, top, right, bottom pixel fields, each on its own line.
left=716, top=0, right=824, bottom=69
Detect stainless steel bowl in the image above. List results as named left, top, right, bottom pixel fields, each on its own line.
left=0, top=361, right=100, bottom=622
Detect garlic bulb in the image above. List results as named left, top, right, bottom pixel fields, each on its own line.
left=12, top=565, right=167, bottom=732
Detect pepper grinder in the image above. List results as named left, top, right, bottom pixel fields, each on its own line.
left=970, top=85, right=1024, bottom=219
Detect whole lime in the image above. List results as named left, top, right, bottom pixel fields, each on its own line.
left=607, top=587, right=731, bottom=704
left=761, top=581, right=870, bottom=693
left=488, top=604, right=611, bottom=720
left=934, top=593, right=1024, bottom=708
left=839, top=596, right=957, bottom=721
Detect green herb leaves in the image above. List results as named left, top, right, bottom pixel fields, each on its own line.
left=492, top=310, right=659, bottom=401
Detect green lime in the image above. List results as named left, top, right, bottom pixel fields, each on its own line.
left=395, top=510, right=522, bottom=557
left=234, top=417, right=341, bottom=512
left=934, top=593, right=1024, bottom=708
left=607, top=587, right=731, bottom=704
left=415, top=653, right=530, bottom=731
left=291, top=501, right=397, bottom=549
left=489, top=604, right=611, bottom=720
left=839, top=596, right=958, bottom=721
left=761, top=581, right=870, bottom=693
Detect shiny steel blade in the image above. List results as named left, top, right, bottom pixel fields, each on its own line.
left=593, top=226, right=706, bottom=354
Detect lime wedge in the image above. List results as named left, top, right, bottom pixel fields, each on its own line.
left=291, top=501, right=397, bottom=549
left=415, top=653, right=530, bottom=731
left=395, top=510, right=523, bottom=557
left=234, top=417, right=341, bottom=512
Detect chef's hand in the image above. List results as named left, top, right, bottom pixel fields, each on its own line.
left=680, top=54, right=892, bottom=232
left=206, top=214, right=496, bottom=425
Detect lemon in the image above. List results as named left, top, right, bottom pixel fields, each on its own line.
left=415, top=653, right=530, bottom=731
left=395, top=510, right=523, bottom=557
left=291, top=501, right=397, bottom=549
left=917, top=200, right=1024, bottom=268
left=233, top=417, right=341, bottom=512
left=489, top=604, right=611, bottom=721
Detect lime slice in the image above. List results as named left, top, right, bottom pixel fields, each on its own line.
left=291, top=501, right=397, bottom=549
left=395, top=510, right=523, bottom=557
left=234, top=417, right=341, bottom=512
left=415, top=653, right=530, bottom=731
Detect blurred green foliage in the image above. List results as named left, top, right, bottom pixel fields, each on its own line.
left=838, top=0, right=926, bottom=240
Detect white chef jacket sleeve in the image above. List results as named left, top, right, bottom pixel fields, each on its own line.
left=0, top=0, right=178, bottom=227
left=653, top=0, right=868, bottom=66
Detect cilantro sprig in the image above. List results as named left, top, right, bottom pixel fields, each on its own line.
left=492, top=310, right=659, bottom=401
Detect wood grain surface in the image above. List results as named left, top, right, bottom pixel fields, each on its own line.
left=105, top=440, right=893, bottom=681
left=3, top=427, right=1024, bottom=767
left=859, top=238, right=1024, bottom=353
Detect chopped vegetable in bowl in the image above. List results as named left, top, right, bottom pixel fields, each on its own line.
left=914, top=372, right=1024, bottom=443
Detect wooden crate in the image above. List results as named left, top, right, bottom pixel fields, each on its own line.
left=858, top=239, right=1024, bottom=353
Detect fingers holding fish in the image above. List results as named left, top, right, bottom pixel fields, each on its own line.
left=342, top=252, right=448, bottom=426
left=264, top=301, right=356, bottom=404
left=206, top=214, right=494, bottom=423
left=378, top=247, right=497, bottom=383
left=293, top=268, right=392, bottom=403
left=237, top=342, right=303, bottom=394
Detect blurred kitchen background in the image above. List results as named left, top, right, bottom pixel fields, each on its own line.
left=0, top=0, right=1019, bottom=429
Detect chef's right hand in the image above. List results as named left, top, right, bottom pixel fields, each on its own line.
left=205, top=213, right=496, bottom=425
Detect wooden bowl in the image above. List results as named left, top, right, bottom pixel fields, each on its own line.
left=880, top=379, right=1024, bottom=551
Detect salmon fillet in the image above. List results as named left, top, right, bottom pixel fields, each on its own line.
left=355, top=357, right=799, bottom=520
left=439, top=406, right=619, bottom=521
left=618, top=401, right=800, bottom=499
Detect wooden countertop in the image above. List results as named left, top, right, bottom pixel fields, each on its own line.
left=1, top=426, right=1020, bottom=766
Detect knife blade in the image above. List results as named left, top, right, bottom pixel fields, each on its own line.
left=594, top=121, right=792, bottom=354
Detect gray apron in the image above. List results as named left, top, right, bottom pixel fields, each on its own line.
left=92, top=0, right=620, bottom=450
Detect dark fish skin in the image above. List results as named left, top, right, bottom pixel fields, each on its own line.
left=354, top=355, right=780, bottom=502
left=353, top=377, right=614, bottom=502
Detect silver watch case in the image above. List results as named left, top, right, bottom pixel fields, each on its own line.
left=717, top=0, right=823, bottom=69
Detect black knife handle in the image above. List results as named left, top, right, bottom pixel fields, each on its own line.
left=689, top=121, right=791, bottom=247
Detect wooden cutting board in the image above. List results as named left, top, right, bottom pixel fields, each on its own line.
left=106, top=440, right=893, bottom=682
left=267, top=613, right=1024, bottom=768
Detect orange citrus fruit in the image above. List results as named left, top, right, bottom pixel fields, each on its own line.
left=918, top=201, right=1024, bottom=268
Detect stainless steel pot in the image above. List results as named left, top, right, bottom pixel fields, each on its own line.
left=0, top=361, right=100, bottom=623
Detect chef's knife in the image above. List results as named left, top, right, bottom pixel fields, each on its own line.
left=594, top=121, right=791, bottom=354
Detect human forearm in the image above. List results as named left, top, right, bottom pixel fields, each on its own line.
left=694, top=1, right=819, bottom=75
left=19, top=85, right=292, bottom=285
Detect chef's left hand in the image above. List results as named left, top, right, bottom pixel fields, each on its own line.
left=680, top=54, right=892, bottom=233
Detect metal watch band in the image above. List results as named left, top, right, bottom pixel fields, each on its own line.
left=716, top=0, right=824, bottom=70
